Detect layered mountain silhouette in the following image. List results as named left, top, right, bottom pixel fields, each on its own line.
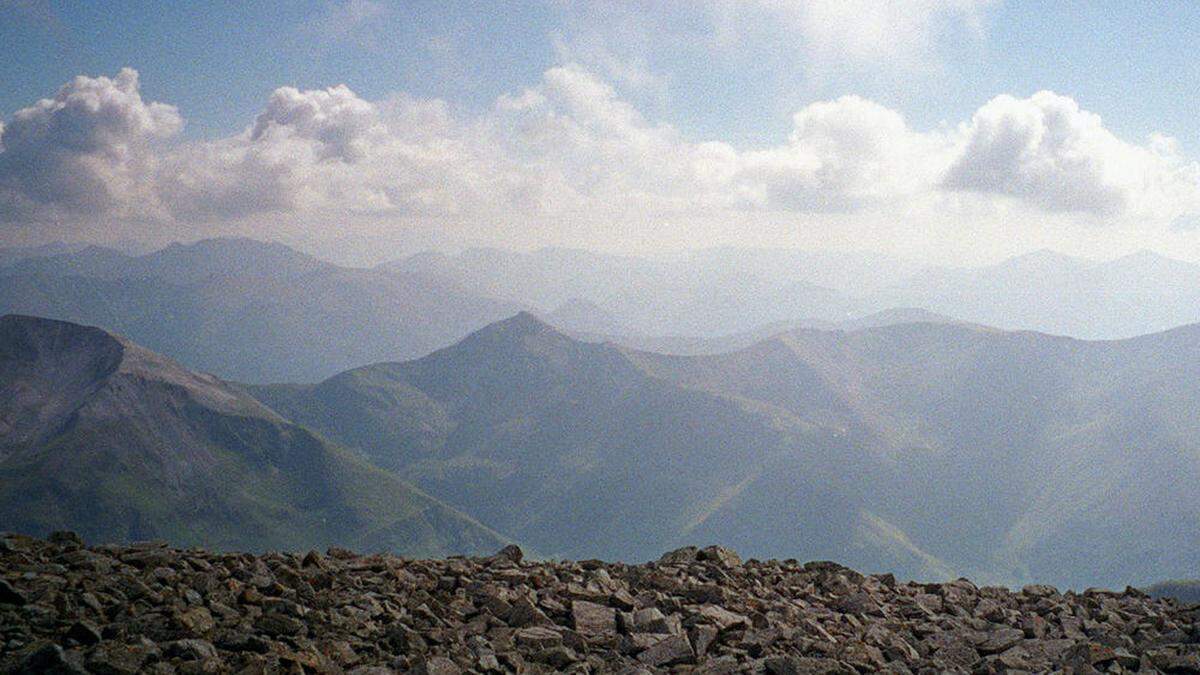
left=0, top=238, right=523, bottom=382
left=6, top=310, right=1200, bottom=587
left=385, top=245, right=1200, bottom=341
left=249, top=312, right=1200, bottom=589
left=10, top=238, right=1200, bottom=384
left=879, top=249, right=1200, bottom=338
left=0, top=315, right=507, bottom=556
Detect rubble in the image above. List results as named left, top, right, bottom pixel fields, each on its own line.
left=2, top=535, right=1198, bottom=673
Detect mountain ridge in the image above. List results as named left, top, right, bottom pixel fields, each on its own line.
left=251, top=312, right=1200, bottom=588
left=0, top=314, right=510, bottom=557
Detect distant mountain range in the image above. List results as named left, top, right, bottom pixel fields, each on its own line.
left=383, top=244, right=1200, bottom=343
left=6, top=311, right=1200, bottom=588
left=0, top=238, right=524, bottom=382
left=877, top=248, right=1200, bottom=338
left=0, top=314, right=507, bottom=555
left=8, top=238, right=1200, bottom=383
left=249, top=312, right=1200, bottom=589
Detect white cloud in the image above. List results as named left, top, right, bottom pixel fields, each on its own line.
left=493, top=69, right=949, bottom=214
left=1, top=67, right=1197, bottom=241
left=250, top=84, right=382, bottom=163
left=943, top=91, right=1200, bottom=219
left=709, top=0, right=996, bottom=67
left=0, top=68, right=181, bottom=221
left=731, top=96, right=954, bottom=210
left=162, top=85, right=526, bottom=220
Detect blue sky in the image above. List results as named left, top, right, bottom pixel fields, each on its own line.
left=1, top=1, right=1199, bottom=263
left=4, top=1, right=1197, bottom=152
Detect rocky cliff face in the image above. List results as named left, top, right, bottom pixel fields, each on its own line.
left=2, top=534, right=1198, bottom=674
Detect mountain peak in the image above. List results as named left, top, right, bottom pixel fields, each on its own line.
left=493, top=311, right=556, bottom=335
left=999, top=248, right=1091, bottom=270
left=419, top=312, right=576, bottom=366
left=0, top=314, right=124, bottom=368
left=0, top=314, right=271, bottom=421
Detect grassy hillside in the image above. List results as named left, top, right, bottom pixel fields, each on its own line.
left=0, top=314, right=508, bottom=556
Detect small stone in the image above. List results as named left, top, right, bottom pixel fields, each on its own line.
left=697, top=545, right=741, bottom=567
left=510, top=598, right=550, bottom=629
left=764, top=656, right=856, bottom=675
left=86, top=643, right=152, bottom=675
left=301, top=550, right=327, bottom=569
left=19, top=642, right=88, bottom=674
left=0, top=578, right=27, bottom=605
left=637, top=633, right=694, bottom=667
left=165, top=639, right=219, bottom=661
left=177, top=607, right=215, bottom=635
left=1067, top=642, right=1118, bottom=667
left=412, top=655, right=461, bottom=675
left=493, top=544, right=524, bottom=563
left=65, top=620, right=102, bottom=645
left=696, top=604, right=749, bottom=631
left=658, top=546, right=699, bottom=565
left=691, top=624, right=719, bottom=656
left=533, top=645, right=578, bottom=668
left=972, top=627, right=1024, bottom=655
left=632, top=607, right=674, bottom=633
left=256, top=612, right=305, bottom=636
left=572, top=600, right=617, bottom=637
left=515, top=626, right=563, bottom=650
left=47, top=530, right=84, bottom=547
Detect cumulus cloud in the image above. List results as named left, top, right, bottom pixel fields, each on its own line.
left=943, top=91, right=1200, bottom=218
left=495, top=64, right=699, bottom=212
left=730, top=96, right=953, bottom=210
left=495, top=69, right=947, bottom=214
left=162, top=84, right=533, bottom=221
left=0, top=68, right=181, bottom=222
left=1, top=67, right=1197, bottom=235
left=250, top=84, right=381, bottom=163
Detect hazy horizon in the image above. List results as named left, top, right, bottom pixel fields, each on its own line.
left=3, top=232, right=1195, bottom=271
left=3, top=2, right=1200, bottom=267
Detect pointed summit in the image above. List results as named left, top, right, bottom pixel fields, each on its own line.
left=465, top=311, right=560, bottom=343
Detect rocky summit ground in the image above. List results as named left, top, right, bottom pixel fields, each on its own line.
left=2, top=534, right=1199, bottom=674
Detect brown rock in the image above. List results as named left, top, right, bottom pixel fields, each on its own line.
left=572, top=600, right=617, bottom=637
left=637, top=633, right=694, bottom=667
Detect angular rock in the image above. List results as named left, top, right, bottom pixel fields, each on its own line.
left=697, top=545, right=742, bottom=567
left=0, top=577, right=27, bottom=605
left=658, top=546, right=699, bottom=565
left=571, top=600, right=617, bottom=637
left=637, top=633, right=694, bottom=667
left=515, top=626, right=563, bottom=650
left=65, top=620, right=102, bottom=646
left=412, top=655, right=462, bottom=675
left=165, top=639, right=219, bottom=661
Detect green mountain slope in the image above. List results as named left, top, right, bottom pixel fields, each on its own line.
left=0, top=314, right=508, bottom=556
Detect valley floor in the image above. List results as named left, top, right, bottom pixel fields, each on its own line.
left=1, top=534, right=1198, bottom=674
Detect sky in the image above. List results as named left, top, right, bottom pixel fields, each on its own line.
left=1, top=0, right=1199, bottom=265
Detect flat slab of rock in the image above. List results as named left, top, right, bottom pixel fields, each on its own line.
left=572, top=600, right=617, bottom=637
left=637, top=633, right=694, bottom=667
